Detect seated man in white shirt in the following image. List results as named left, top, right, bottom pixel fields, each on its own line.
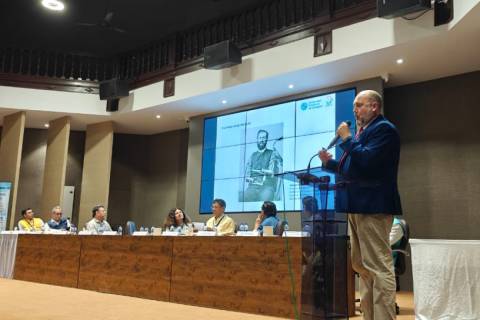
left=205, top=199, right=235, bottom=236
left=85, top=205, right=112, bottom=234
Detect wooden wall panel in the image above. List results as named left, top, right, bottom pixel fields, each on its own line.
left=170, top=237, right=302, bottom=318
left=14, top=235, right=81, bottom=287
left=77, top=236, right=173, bottom=301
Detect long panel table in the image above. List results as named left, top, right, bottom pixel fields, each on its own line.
left=11, top=235, right=352, bottom=318
left=78, top=236, right=174, bottom=301
left=170, top=237, right=302, bottom=318
left=14, top=234, right=81, bottom=287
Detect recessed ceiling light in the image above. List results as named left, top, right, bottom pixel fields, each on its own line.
left=221, top=100, right=227, bottom=104
left=288, top=84, right=294, bottom=89
left=156, top=115, right=161, bottom=119
left=41, top=0, right=65, bottom=11
left=44, top=123, right=50, bottom=128
left=396, top=58, right=404, bottom=65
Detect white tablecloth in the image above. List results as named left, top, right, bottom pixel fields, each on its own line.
left=0, top=233, right=18, bottom=278
left=410, top=239, right=480, bottom=320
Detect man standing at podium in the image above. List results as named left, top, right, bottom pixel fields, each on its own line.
left=319, top=90, right=401, bottom=320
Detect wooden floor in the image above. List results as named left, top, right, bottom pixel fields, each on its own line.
left=0, top=278, right=414, bottom=320
left=351, top=292, right=415, bottom=320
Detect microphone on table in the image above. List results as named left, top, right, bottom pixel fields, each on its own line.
left=326, top=120, right=352, bottom=150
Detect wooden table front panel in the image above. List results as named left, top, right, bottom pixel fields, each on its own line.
left=170, top=237, right=302, bottom=318
left=78, top=236, right=173, bottom=301
left=14, top=235, right=81, bottom=287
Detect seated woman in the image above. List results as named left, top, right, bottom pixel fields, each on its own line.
left=254, top=201, right=279, bottom=235
left=163, top=208, right=193, bottom=235
left=18, top=208, right=44, bottom=231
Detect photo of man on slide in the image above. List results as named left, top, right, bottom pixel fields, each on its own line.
left=243, top=129, right=283, bottom=202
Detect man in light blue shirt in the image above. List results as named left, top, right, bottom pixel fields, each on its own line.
left=85, top=205, right=112, bottom=234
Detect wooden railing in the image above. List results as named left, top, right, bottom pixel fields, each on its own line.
left=0, top=0, right=376, bottom=94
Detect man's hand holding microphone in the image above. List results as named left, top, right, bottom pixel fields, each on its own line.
left=318, top=121, right=352, bottom=166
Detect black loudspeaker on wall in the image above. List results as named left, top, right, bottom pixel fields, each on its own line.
left=377, top=0, right=431, bottom=18
left=204, top=40, right=242, bottom=70
left=100, top=79, right=129, bottom=112
left=99, top=79, right=129, bottom=100
left=106, top=99, right=119, bottom=112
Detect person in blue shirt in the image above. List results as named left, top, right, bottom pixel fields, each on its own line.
left=254, top=201, right=279, bottom=235
left=46, top=205, right=71, bottom=230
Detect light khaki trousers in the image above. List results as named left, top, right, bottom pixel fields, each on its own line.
left=348, top=213, right=396, bottom=320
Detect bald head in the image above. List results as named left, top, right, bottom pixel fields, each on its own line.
left=357, top=90, right=383, bottom=111
left=353, top=90, right=383, bottom=127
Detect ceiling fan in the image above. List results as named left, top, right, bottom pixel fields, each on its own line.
left=76, top=2, right=126, bottom=34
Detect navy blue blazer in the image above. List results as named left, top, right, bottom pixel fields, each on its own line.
left=324, top=115, right=402, bottom=214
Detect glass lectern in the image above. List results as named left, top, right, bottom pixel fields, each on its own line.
left=280, top=167, right=349, bottom=319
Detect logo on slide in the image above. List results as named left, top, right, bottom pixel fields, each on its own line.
left=300, top=102, right=308, bottom=111
left=325, top=96, right=333, bottom=107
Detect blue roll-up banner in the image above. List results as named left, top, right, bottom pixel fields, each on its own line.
left=0, top=182, right=12, bottom=231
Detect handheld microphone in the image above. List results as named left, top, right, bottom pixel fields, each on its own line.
left=326, top=120, right=352, bottom=150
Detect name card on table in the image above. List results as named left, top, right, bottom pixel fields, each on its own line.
left=132, top=231, right=149, bottom=236
left=1, top=230, right=20, bottom=234
left=162, top=231, right=180, bottom=236
left=282, top=231, right=310, bottom=237
left=263, top=226, right=274, bottom=236
left=101, top=231, right=118, bottom=236
left=236, top=231, right=260, bottom=237
left=78, top=230, right=93, bottom=235
left=44, top=230, right=70, bottom=235
left=151, top=227, right=162, bottom=236
left=192, top=222, right=205, bottom=231
left=196, top=231, right=216, bottom=236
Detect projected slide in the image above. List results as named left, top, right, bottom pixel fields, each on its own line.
left=200, top=88, right=356, bottom=213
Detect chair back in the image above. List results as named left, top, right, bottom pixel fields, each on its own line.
left=394, top=218, right=409, bottom=275
left=398, top=218, right=410, bottom=249
left=274, top=220, right=288, bottom=236
left=125, top=221, right=136, bottom=235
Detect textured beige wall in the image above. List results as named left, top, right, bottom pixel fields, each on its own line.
left=108, top=133, right=148, bottom=229
left=39, top=117, right=70, bottom=221
left=140, top=130, right=188, bottom=228
left=108, top=130, right=188, bottom=229
left=65, top=131, right=86, bottom=226
left=385, top=71, right=480, bottom=291
left=15, top=130, right=84, bottom=227
left=0, top=112, right=25, bottom=229
left=78, top=122, right=113, bottom=228
left=16, top=129, right=47, bottom=222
